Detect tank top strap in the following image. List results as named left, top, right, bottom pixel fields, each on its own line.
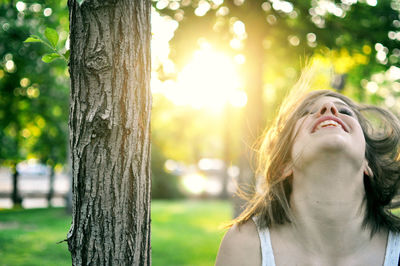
left=252, top=218, right=400, bottom=265
left=384, top=230, right=400, bottom=266
left=252, top=216, right=276, bottom=266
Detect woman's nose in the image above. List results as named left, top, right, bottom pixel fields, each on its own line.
left=318, top=102, right=338, bottom=116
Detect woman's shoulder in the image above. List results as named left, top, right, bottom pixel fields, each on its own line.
left=215, top=218, right=261, bottom=266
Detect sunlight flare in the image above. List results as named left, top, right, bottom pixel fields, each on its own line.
left=161, top=44, right=246, bottom=111
left=182, top=173, right=207, bottom=195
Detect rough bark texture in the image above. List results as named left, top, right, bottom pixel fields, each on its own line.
left=67, top=0, right=151, bottom=265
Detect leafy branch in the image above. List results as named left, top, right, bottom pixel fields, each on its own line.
left=24, top=27, right=69, bottom=63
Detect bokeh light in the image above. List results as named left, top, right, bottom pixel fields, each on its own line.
left=182, top=173, right=206, bottom=195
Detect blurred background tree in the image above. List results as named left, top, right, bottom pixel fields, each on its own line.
left=0, top=0, right=69, bottom=207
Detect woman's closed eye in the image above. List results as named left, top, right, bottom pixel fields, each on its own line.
left=301, top=109, right=316, bottom=116
left=339, top=108, right=353, bottom=116
left=301, top=108, right=353, bottom=117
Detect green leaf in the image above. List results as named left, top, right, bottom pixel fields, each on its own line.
left=44, top=28, right=59, bottom=48
left=63, top=50, right=70, bottom=61
left=24, top=35, right=43, bottom=43
left=42, top=53, right=61, bottom=63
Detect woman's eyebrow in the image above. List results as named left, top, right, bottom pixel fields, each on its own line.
left=334, top=101, right=350, bottom=108
left=309, top=101, right=350, bottom=110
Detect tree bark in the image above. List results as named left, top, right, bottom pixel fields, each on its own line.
left=67, top=1, right=152, bottom=265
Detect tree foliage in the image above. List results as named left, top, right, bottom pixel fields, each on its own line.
left=0, top=1, right=69, bottom=168
left=156, top=0, right=400, bottom=104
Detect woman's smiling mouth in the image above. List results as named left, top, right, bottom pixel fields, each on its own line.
left=311, top=116, right=348, bottom=133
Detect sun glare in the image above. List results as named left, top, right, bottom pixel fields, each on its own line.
left=182, top=173, right=207, bottom=195
left=162, top=45, right=246, bottom=111
left=151, top=9, right=246, bottom=112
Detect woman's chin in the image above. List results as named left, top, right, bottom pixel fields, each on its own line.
left=293, top=135, right=363, bottom=166
left=314, top=134, right=349, bottom=151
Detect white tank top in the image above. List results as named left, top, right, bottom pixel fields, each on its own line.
left=252, top=217, right=400, bottom=266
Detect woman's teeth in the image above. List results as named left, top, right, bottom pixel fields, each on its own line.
left=316, top=120, right=343, bottom=131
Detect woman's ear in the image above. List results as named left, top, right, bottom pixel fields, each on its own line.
left=282, top=164, right=293, bottom=178
left=364, top=161, right=373, bottom=177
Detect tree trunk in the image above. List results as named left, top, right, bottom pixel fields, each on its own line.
left=11, top=162, right=22, bottom=207
left=67, top=1, right=152, bottom=265
left=234, top=8, right=265, bottom=217
left=47, top=165, right=55, bottom=207
left=65, top=143, right=73, bottom=214
left=220, top=104, right=232, bottom=199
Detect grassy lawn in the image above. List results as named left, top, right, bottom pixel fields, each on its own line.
left=152, top=200, right=231, bottom=266
left=0, top=207, right=71, bottom=266
left=0, top=200, right=232, bottom=266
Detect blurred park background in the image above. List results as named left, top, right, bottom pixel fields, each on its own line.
left=2, top=0, right=400, bottom=265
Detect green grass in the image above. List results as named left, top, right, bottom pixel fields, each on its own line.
left=152, top=200, right=231, bottom=266
left=0, top=200, right=232, bottom=266
left=0, top=207, right=71, bottom=266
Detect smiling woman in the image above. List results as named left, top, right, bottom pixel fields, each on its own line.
left=215, top=70, right=400, bottom=266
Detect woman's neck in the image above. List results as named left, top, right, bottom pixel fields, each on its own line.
left=288, top=159, right=372, bottom=256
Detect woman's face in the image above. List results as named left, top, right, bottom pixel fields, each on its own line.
left=290, top=96, right=366, bottom=170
